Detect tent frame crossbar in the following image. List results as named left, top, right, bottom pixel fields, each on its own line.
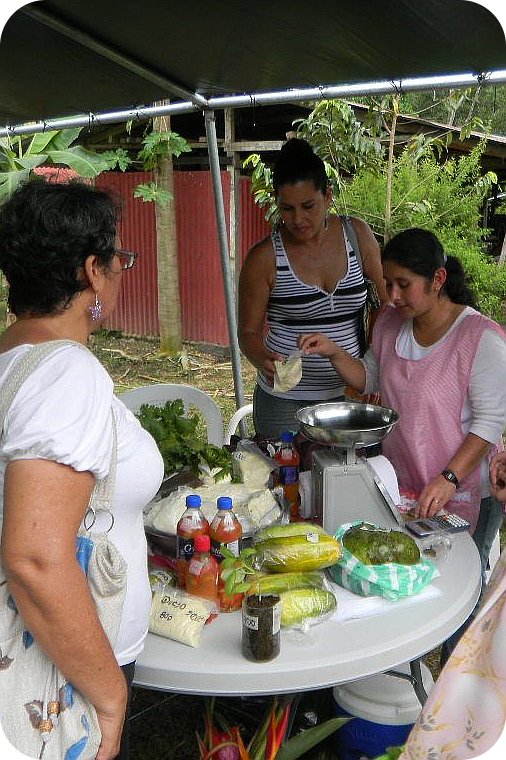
left=3, top=70, right=506, bottom=140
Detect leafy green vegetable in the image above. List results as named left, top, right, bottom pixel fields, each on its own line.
left=136, top=399, right=233, bottom=481
left=220, top=545, right=258, bottom=596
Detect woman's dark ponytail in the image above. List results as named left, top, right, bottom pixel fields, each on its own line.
left=443, top=255, right=478, bottom=309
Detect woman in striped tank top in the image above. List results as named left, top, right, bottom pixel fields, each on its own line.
left=238, top=138, right=388, bottom=438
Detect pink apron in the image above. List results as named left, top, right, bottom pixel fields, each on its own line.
left=372, top=307, right=504, bottom=532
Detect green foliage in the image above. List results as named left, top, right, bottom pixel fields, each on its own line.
left=438, top=230, right=506, bottom=322
left=371, top=746, right=405, bottom=760
left=341, top=140, right=495, bottom=236
left=243, top=153, right=278, bottom=226
left=137, top=130, right=191, bottom=170
left=396, top=86, right=506, bottom=135
left=131, top=129, right=191, bottom=206
left=0, top=128, right=121, bottom=203
left=220, top=545, right=258, bottom=595
left=275, top=717, right=351, bottom=760
left=294, top=99, right=383, bottom=188
left=100, top=148, right=132, bottom=171
left=136, top=399, right=233, bottom=481
left=338, top=138, right=506, bottom=318
left=133, top=181, right=172, bottom=206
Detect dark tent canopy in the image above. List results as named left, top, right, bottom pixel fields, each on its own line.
left=1, top=0, right=506, bottom=128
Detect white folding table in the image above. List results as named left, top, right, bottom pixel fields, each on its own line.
left=134, top=533, right=481, bottom=697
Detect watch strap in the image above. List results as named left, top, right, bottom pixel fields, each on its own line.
left=441, top=468, right=460, bottom=489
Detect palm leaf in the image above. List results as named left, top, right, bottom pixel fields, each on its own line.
left=275, top=716, right=351, bottom=760
left=46, top=147, right=110, bottom=178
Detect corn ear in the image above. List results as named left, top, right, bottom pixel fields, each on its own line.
left=246, top=571, right=325, bottom=596
left=255, top=533, right=342, bottom=573
left=254, top=522, right=325, bottom=543
left=279, top=588, right=337, bottom=627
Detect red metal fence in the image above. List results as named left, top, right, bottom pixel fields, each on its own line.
left=96, top=171, right=270, bottom=346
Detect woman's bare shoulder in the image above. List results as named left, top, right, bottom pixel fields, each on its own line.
left=242, top=234, right=275, bottom=271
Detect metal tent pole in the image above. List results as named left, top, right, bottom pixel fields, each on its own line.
left=204, top=109, right=246, bottom=412
left=4, top=71, right=506, bottom=138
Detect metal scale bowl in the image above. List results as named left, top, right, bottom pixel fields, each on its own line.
left=295, top=402, right=402, bottom=535
left=296, top=401, right=399, bottom=460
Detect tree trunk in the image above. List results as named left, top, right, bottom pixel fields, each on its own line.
left=154, top=109, right=182, bottom=355
left=384, top=104, right=398, bottom=244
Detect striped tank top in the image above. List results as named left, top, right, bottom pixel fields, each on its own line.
left=257, top=223, right=367, bottom=400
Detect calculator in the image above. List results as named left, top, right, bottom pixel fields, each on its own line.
left=405, top=513, right=470, bottom=536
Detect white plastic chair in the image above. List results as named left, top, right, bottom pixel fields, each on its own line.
left=120, top=383, right=224, bottom=446
left=224, top=403, right=254, bottom=445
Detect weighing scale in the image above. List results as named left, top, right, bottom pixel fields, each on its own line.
left=296, top=402, right=404, bottom=536
left=296, top=401, right=435, bottom=706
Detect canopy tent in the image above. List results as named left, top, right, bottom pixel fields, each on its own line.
left=1, top=0, right=506, bottom=410
left=1, top=0, right=506, bottom=126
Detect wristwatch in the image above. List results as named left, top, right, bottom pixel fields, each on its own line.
left=441, top=468, right=460, bottom=489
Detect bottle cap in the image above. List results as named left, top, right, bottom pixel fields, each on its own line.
left=186, top=494, right=202, bottom=508
left=217, top=496, right=233, bottom=510
left=280, top=431, right=294, bottom=443
left=194, top=534, right=210, bottom=552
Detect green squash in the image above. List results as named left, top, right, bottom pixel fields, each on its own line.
left=343, top=523, right=420, bottom=565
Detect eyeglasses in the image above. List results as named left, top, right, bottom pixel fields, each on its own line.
left=114, top=249, right=138, bottom=270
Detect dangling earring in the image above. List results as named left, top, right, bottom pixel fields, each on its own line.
left=88, top=292, right=103, bottom=322
left=324, top=212, right=329, bottom=231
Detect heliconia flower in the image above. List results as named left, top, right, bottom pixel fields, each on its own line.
left=265, top=700, right=291, bottom=760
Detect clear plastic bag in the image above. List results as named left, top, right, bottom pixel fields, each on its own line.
left=149, top=587, right=216, bottom=647
left=330, top=521, right=438, bottom=600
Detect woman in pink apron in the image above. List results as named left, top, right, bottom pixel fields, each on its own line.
left=300, top=228, right=506, bottom=660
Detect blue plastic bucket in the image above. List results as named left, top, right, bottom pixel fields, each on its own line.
left=334, top=705, right=413, bottom=760
left=333, top=663, right=434, bottom=760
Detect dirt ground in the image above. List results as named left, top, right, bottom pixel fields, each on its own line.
left=89, top=330, right=257, bottom=430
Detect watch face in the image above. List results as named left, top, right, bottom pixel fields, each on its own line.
left=443, top=470, right=458, bottom=486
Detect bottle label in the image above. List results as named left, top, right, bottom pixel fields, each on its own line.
left=177, top=536, right=195, bottom=561
left=279, top=465, right=298, bottom=485
left=272, top=601, right=282, bottom=634
left=243, top=611, right=259, bottom=631
left=210, top=538, right=241, bottom=561
left=188, top=558, right=205, bottom=576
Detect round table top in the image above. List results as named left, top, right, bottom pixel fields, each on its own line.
left=134, top=532, right=481, bottom=696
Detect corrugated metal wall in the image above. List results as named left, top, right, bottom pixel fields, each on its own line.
left=176, top=170, right=231, bottom=345
left=97, top=170, right=270, bottom=345
left=96, top=171, right=159, bottom=337
left=239, top=176, right=271, bottom=265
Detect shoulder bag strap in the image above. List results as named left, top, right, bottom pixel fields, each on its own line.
left=340, top=215, right=363, bottom=274
left=0, top=340, right=117, bottom=515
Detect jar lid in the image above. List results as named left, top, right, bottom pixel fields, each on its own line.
left=217, top=496, right=233, bottom=509
left=186, top=494, right=202, bottom=508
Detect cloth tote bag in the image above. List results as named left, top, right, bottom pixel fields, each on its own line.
left=0, top=341, right=126, bottom=760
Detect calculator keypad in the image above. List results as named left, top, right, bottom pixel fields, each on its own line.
left=432, top=513, right=470, bottom=533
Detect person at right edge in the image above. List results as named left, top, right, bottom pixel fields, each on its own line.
left=299, top=228, right=506, bottom=663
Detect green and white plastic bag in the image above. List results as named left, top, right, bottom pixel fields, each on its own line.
left=330, top=521, right=438, bottom=600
